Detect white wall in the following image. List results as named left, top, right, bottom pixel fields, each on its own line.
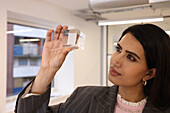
left=55, top=52, right=74, bottom=92
left=0, top=0, right=7, bottom=112
left=0, top=0, right=101, bottom=112
left=74, top=25, right=101, bottom=86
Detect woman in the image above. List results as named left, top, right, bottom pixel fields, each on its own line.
left=15, top=24, right=170, bottom=113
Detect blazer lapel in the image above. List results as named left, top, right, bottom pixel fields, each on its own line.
left=95, top=85, right=118, bottom=113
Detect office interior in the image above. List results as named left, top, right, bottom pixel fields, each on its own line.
left=0, top=0, right=170, bottom=113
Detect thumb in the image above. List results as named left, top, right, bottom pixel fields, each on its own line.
left=63, top=47, right=73, bottom=55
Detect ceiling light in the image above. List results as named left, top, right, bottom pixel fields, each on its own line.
left=19, top=39, right=40, bottom=42
left=98, top=17, right=163, bottom=26
left=6, top=29, right=32, bottom=34
left=166, top=31, right=170, bottom=34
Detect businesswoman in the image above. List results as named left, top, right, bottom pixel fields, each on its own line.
left=15, top=24, right=170, bottom=113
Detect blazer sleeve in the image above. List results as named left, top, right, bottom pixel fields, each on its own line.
left=15, top=79, right=79, bottom=113
left=14, top=78, right=51, bottom=113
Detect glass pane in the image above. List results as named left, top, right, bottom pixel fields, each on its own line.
left=7, top=23, right=47, bottom=96
left=18, top=58, right=27, bottom=65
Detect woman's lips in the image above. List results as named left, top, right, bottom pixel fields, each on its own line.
left=109, top=68, right=121, bottom=76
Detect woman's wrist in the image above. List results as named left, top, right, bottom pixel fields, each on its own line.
left=30, top=66, right=58, bottom=94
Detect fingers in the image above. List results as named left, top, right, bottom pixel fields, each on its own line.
left=53, top=25, right=63, bottom=40
left=45, top=29, right=54, bottom=42
left=59, top=26, right=68, bottom=40
left=46, top=25, right=68, bottom=42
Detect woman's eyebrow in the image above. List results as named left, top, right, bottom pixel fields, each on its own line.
left=117, top=43, right=141, bottom=60
left=117, top=43, right=122, bottom=49
left=126, top=50, right=141, bottom=60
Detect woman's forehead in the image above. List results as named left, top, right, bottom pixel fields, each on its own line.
left=119, top=33, right=146, bottom=61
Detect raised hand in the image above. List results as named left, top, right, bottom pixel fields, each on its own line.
left=31, top=25, right=72, bottom=94
left=41, top=25, right=72, bottom=72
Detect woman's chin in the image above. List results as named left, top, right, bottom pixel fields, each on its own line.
left=108, top=75, right=118, bottom=85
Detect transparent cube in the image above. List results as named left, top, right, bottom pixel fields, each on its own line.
left=62, top=29, right=86, bottom=50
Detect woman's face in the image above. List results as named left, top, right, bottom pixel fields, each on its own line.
left=109, top=33, right=149, bottom=87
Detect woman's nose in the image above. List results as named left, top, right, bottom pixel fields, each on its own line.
left=112, top=60, right=121, bottom=68
left=111, top=55, right=122, bottom=68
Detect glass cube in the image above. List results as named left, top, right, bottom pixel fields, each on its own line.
left=62, top=29, right=86, bottom=50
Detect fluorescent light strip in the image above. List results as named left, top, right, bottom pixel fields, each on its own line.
left=165, top=31, right=170, bottom=34
left=19, top=39, right=40, bottom=42
left=6, top=29, right=32, bottom=34
left=98, top=18, right=163, bottom=26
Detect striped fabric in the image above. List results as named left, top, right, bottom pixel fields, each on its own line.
left=15, top=80, right=170, bottom=113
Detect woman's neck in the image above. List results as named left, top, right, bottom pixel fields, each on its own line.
left=118, top=85, right=146, bottom=103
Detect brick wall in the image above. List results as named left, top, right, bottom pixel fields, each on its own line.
left=7, top=23, right=14, bottom=96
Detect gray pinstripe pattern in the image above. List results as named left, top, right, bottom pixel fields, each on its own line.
left=15, top=80, right=170, bottom=113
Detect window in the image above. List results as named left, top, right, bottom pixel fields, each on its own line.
left=6, top=15, right=74, bottom=113
left=18, top=58, right=27, bottom=65
left=7, top=23, right=46, bottom=96
left=30, top=58, right=40, bottom=66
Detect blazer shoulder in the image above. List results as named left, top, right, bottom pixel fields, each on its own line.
left=75, top=85, right=117, bottom=97
left=77, top=85, right=109, bottom=91
left=56, top=85, right=118, bottom=113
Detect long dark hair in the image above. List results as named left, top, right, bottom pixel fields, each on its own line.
left=119, top=24, right=170, bottom=110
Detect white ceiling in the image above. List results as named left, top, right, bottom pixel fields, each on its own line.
left=42, top=0, right=89, bottom=11
left=42, top=0, right=170, bottom=22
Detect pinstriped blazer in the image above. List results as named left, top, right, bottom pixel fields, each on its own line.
left=15, top=81, right=170, bottom=113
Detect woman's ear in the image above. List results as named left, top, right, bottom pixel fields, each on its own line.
left=143, top=68, right=156, bottom=81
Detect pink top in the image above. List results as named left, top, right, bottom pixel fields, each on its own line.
left=114, top=94, right=147, bottom=113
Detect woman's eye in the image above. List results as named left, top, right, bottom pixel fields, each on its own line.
left=115, top=46, right=122, bottom=53
left=127, top=55, right=136, bottom=62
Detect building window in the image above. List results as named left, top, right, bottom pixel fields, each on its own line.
left=30, top=58, right=40, bottom=66
left=18, top=58, right=27, bottom=66
left=7, top=23, right=47, bottom=96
